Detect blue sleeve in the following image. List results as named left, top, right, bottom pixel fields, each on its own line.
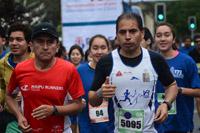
left=187, top=57, right=200, bottom=88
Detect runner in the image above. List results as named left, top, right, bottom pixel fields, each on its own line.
left=78, top=34, right=111, bottom=133
left=6, top=22, right=85, bottom=133
left=88, top=13, right=178, bottom=133
left=155, top=22, right=200, bottom=133
left=0, top=22, right=33, bottom=133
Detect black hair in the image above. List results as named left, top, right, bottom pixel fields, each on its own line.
left=89, top=34, right=110, bottom=51
left=55, top=43, right=67, bottom=59
left=8, top=22, right=32, bottom=43
left=0, top=26, right=6, bottom=38
left=143, top=27, right=154, bottom=48
left=116, top=13, right=143, bottom=33
left=68, top=45, right=84, bottom=61
left=84, top=49, right=90, bottom=62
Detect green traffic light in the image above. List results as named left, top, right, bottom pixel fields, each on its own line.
left=158, top=14, right=164, bottom=21
left=190, top=23, right=196, bottom=29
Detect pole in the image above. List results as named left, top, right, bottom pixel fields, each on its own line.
left=191, top=30, right=194, bottom=40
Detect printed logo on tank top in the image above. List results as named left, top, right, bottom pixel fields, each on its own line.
left=170, top=67, right=184, bottom=79
left=130, top=76, right=139, bottom=80
left=116, top=71, right=123, bottom=77
left=118, top=89, right=151, bottom=107
left=142, top=70, right=150, bottom=82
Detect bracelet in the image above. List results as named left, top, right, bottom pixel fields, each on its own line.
left=52, top=105, right=59, bottom=115
left=96, top=88, right=103, bottom=98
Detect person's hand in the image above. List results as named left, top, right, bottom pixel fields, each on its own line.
left=154, top=103, right=168, bottom=123
left=102, top=77, right=116, bottom=98
left=32, top=105, right=54, bottom=120
left=18, top=115, right=32, bottom=132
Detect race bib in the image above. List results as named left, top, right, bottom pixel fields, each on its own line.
left=118, top=109, right=144, bottom=133
left=157, top=93, right=176, bottom=115
left=89, top=100, right=109, bottom=123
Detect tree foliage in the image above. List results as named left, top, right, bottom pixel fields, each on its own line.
left=166, top=0, right=200, bottom=39
left=0, top=0, right=61, bottom=32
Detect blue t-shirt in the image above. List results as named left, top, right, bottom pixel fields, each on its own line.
left=179, top=46, right=195, bottom=55
left=155, top=52, right=200, bottom=132
left=77, top=63, right=111, bottom=133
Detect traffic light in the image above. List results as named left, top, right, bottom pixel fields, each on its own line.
left=188, top=16, right=197, bottom=31
left=155, top=3, right=166, bottom=23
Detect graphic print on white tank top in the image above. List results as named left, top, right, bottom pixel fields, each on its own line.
left=110, top=48, right=158, bottom=133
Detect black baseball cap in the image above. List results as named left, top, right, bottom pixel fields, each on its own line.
left=32, top=22, right=58, bottom=40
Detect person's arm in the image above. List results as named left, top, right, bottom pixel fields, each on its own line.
left=89, top=77, right=116, bottom=106
left=179, top=56, right=200, bottom=97
left=154, top=82, right=178, bottom=123
left=31, top=97, right=83, bottom=120
left=88, top=54, right=113, bottom=106
left=56, top=97, right=83, bottom=115
left=164, top=82, right=178, bottom=104
left=89, top=90, right=103, bottom=107
left=6, top=69, right=32, bottom=132
left=6, top=93, right=21, bottom=119
left=6, top=91, right=32, bottom=132
left=179, top=87, right=200, bottom=97
left=150, top=52, right=178, bottom=123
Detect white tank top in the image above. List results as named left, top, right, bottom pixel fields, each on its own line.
left=110, top=48, right=158, bottom=133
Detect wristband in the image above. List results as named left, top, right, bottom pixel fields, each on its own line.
left=162, top=101, right=172, bottom=110
left=178, top=87, right=182, bottom=95
left=52, top=105, right=59, bottom=115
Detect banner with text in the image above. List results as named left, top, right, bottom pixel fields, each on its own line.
left=61, top=0, right=123, bottom=51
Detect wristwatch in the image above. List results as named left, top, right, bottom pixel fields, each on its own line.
left=162, top=101, right=172, bottom=110
left=52, top=105, right=59, bottom=115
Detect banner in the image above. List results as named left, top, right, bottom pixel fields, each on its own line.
left=61, top=0, right=123, bottom=51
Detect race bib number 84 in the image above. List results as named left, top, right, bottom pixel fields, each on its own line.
left=118, top=109, right=144, bottom=133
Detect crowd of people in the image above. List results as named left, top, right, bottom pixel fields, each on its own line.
left=0, top=12, right=200, bottom=133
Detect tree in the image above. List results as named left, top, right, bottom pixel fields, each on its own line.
left=166, top=0, right=200, bottom=39
left=0, top=0, right=61, bottom=34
